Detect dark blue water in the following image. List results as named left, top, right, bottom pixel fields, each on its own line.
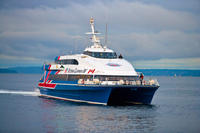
left=0, top=74, right=200, bottom=133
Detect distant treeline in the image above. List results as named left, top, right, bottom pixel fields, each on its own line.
left=136, top=69, right=200, bottom=77
left=0, top=67, right=200, bottom=76
left=0, top=67, right=43, bottom=74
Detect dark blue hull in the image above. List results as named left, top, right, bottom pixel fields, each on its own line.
left=38, top=83, right=159, bottom=105
left=39, top=85, right=112, bottom=105
left=107, top=86, right=158, bottom=105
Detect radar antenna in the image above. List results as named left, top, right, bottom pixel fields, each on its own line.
left=85, top=17, right=102, bottom=48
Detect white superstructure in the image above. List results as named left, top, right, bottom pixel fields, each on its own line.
left=48, top=17, right=138, bottom=77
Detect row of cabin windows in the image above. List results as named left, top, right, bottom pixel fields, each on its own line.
left=55, top=59, right=79, bottom=65
left=49, top=74, right=92, bottom=81
left=83, top=51, right=117, bottom=59
left=49, top=74, right=137, bottom=81
left=54, top=51, right=118, bottom=65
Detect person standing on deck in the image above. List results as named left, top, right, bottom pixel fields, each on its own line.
left=140, top=73, right=144, bottom=85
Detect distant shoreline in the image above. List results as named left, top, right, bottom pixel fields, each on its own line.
left=0, top=67, right=200, bottom=76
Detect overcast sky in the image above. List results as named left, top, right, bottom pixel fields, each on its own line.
left=0, top=0, right=200, bottom=69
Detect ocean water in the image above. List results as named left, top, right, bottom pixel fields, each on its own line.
left=0, top=74, right=200, bottom=133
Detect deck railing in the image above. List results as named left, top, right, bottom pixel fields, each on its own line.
left=78, top=78, right=159, bottom=86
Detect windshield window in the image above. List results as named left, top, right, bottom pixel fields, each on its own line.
left=83, top=51, right=117, bottom=59
left=55, top=59, right=79, bottom=65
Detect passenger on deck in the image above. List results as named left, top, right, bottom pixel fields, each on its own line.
left=119, top=54, right=123, bottom=59
left=140, top=73, right=144, bottom=85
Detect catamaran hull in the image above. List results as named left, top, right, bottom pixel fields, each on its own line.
left=107, top=86, right=159, bottom=105
left=38, top=84, right=159, bottom=105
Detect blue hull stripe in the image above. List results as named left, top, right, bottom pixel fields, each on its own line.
left=40, top=94, right=107, bottom=105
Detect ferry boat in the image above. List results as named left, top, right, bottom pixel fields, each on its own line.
left=38, top=18, right=159, bottom=105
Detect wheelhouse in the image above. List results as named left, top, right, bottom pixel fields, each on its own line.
left=83, top=51, right=117, bottom=59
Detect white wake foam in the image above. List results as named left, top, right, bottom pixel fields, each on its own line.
left=0, top=89, right=40, bottom=96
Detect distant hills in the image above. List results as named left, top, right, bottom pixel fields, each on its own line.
left=0, top=67, right=200, bottom=76
left=0, top=68, right=18, bottom=73
left=0, top=67, right=43, bottom=74
left=137, top=69, right=200, bottom=77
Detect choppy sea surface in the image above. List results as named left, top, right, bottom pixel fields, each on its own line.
left=0, top=74, right=200, bottom=133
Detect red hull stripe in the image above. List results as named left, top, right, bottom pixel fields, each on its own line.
left=48, top=64, right=51, bottom=70
left=40, top=70, right=60, bottom=88
left=55, top=70, right=60, bottom=74
left=46, top=70, right=60, bottom=83
left=45, top=70, right=51, bottom=83
left=38, top=83, right=56, bottom=88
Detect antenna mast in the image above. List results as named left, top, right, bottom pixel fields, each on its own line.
left=85, top=17, right=102, bottom=48
left=105, top=23, right=108, bottom=46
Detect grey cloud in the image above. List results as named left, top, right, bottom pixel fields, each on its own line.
left=0, top=0, right=200, bottom=67
left=1, top=2, right=199, bottom=32
left=1, top=0, right=199, bottom=13
left=110, top=31, right=200, bottom=60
